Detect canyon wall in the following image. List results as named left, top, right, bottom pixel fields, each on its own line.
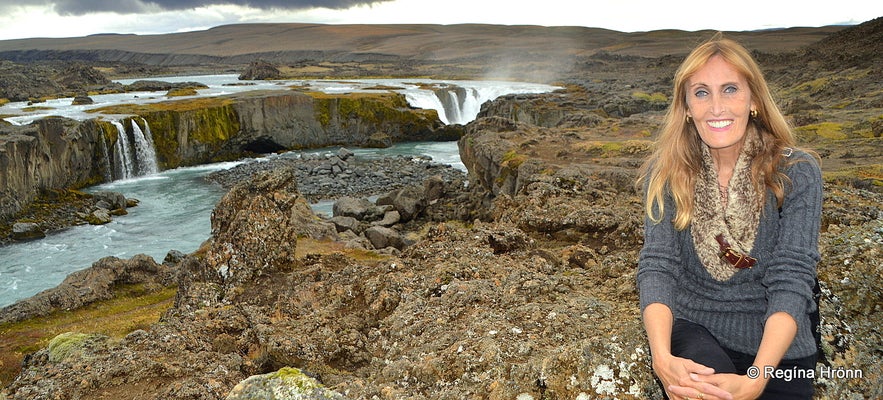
left=0, top=90, right=463, bottom=222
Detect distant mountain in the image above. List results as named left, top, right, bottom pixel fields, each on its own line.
left=0, top=23, right=846, bottom=67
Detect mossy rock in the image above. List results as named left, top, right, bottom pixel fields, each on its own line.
left=47, top=332, right=107, bottom=363
left=225, top=367, right=345, bottom=400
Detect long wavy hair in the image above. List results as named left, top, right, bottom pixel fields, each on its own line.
left=637, top=33, right=797, bottom=229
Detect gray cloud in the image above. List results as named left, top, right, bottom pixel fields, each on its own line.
left=51, top=0, right=391, bottom=16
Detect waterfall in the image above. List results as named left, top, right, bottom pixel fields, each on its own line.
left=98, top=133, right=113, bottom=182
left=108, top=118, right=159, bottom=180
left=131, top=118, right=159, bottom=176
left=403, top=82, right=548, bottom=126
left=111, top=120, right=135, bottom=179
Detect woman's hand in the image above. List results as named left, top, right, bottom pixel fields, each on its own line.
left=676, top=372, right=765, bottom=400
left=652, top=353, right=733, bottom=400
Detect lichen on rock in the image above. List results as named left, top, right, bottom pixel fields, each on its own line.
left=225, top=367, right=345, bottom=400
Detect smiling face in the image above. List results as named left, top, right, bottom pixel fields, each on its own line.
left=685, top=55, right=755, bottom=160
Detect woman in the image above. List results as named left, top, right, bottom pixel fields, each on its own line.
left=636, top=33, right=822, bottom=400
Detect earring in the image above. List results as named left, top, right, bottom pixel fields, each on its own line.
left=686, top=115, right=693, bottom=124
left=750, top=109, right=758, bottom=118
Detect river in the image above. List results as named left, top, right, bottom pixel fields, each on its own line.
left=0, top=75, right=556, bottom=308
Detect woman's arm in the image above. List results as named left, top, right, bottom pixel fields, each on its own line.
left=645, top=303, right=733, bottom=400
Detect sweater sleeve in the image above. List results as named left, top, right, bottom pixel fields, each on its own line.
left=637, top=192, right=683, bottom=312
left=762, top=153, right=822, bottom=323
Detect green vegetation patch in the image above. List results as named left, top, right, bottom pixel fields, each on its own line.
left=47, top=332, right=104, bottom=363
left=308, top=91, right=436, bottom=129
left=631, top=91, right=668, bottom=104
left=501, top=149, right=527, bottom=169
left=822, top=164, right=883, bottom=189
left=796, top=122, right=848, bottom=140
left=574, top=139, right=652, bottom=158
left=0, top=284, right=176, bottom=385
left=88, top=96, right=236, bottom=115
left=166, top=87, right=199, bottom=97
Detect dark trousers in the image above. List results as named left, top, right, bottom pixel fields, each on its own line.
left=670, top=319, right=816, bottom=400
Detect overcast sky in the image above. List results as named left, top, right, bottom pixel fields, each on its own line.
left=0, top=0, right=879, bottom=41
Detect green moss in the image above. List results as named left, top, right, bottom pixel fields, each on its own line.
left=793, top=77, right=830, bottom=94
left=21, top=106, right=55, bottom=112
left=89, top=96, right=236, bottom=115
left=501, top=149, right=526, bottom=168
left=308, top=91, right=436, bottom=130
left=796, top=122, right=848, bottom=140
left=47, top=332, right=102, bottom=363
left=166, top=87, right=198, bottom=97
left=272, top=367, right=322, bottom=390
left=631, top=91, right=668, bottom=103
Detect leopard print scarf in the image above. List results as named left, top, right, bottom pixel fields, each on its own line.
left=691, top=130, right=763, bottom=281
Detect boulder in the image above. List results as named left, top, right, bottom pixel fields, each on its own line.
left=364, top=225, right=404, bottom=250
left=424, top=174, right=446, bottom=202
left=71, top=95, right=93, bottom=105
left=388, top=186, right=427, bottom=222
left=11, top=222, right=45, bottom=241
left=87, top=209, right=112, bottom=225
left=373, top=210, right=401, bottom=227
left=225, top=367, right=345, bottom=400
left=205, top=168, right=301, bottom=289
left=330, top=215, right=361, bottom=233
left=92, top=191, right=128, bottom=210
left=238, top=60, right=281, bottom=80
left=0, top=254, right=175, bottom=324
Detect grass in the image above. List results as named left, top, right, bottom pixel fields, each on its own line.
left=0, top=284, right=176, bottom=387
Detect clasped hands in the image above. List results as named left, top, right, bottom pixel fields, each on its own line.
left=654, top=354, right=765, bottom=400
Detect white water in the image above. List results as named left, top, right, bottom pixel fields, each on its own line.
left=0, top=75, right=559, bottom=126
left=0, top=75, right=558, bottom=308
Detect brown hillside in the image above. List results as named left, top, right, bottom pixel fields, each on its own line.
left=0, top=23, right=845, bottom=61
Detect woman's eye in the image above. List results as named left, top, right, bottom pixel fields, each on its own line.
left=724, top=85, right=738, bottom=93
left=694, top=89, right=708, bottom=97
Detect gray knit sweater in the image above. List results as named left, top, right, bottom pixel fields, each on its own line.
left=637, top=150, right=822, bottom=359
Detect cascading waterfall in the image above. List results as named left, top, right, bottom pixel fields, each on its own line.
left=403, top=82, right=535, bottom=125
left=108, top=118, right=159, bottom=180
left=97, top=133, right=113, bottom=182
left=131, top=118, right=159, bottom=176
left=111, top=120, right=135, bottom=179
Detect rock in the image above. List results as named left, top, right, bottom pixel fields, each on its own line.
left=332, top=196, right=374, bottom=220
left=11, top=222, right=45, bottom=241
left=163, top=249, right=186, bottom=265
left=92, top=191, right=128, bottom=210
left=238, top=60, right=281, bottom=80
left=389, top=186, right=427, bottom=222
left=71, top=95, right=93, bottom=105
left=330, top=215, right=361, bottom=233
left=424, top=174, right=446, bottom=202
left=46, top=332, right=108, bottom=363
left=225, top=367, right=345, bottom=400
left=0, top=254, right=175, bottom=324
left=87, top=209, right=112, bottom=225
left=336, top=147, right=354, bottom=160
left=364, top=225, right=404, bottom=250
left=373, top=210, right=401, bottom=227
left=205, top=168, right=302, bottom=289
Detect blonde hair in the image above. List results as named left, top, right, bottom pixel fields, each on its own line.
left=637, top=33, right=796, bottom=229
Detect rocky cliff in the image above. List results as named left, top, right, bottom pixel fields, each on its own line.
left=0, top=90, right=463, bottom=226
left=0, top=118, right=106, bottom=220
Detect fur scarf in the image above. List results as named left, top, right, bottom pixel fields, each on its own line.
left=691, top=131, right=763, bottom=281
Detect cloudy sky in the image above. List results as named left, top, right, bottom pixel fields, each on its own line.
left=0, top=0, right=879, bottom=41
